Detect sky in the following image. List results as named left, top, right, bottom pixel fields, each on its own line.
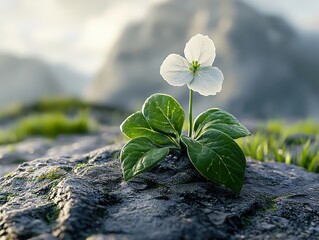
left=0, top=0, right=166, bottom=75
left=242, top=0, right=319, bottom=32
left=0, top=0, right=318, bottom=77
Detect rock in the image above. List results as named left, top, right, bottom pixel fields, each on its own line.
left=1, top=134, right=319, bottom=239
left=86, top=0, right=319, bottom=119
left=0, top=126, right=121, bottom=178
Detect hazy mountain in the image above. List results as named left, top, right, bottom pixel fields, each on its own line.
left=86, top=0, right=319, bottom=119
left=51, top=64, right=90, bottom=97
left=0, top=53, right=89, bottom=108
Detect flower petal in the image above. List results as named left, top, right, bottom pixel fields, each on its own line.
left=184, top=34, right=216, bottom=67
left=187, top=66, right=223, bottom=96
left=160, top=54, right=193, bottom=86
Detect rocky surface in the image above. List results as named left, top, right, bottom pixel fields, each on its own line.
left=86, top=0, right=319, bottom=119
left=1, top=130, right=319, bottom=240
left=0, top=126, right=120, bottom=178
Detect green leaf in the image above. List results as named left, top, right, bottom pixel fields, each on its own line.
left=120, top=111, right=178, bottom=147
left=120, top=137, right=169, bottom=181
left=194, top=108, right=250, bottom=139
left=142, top=93, right=184, bottom=137
left=181, top=130, right=246, bottom=193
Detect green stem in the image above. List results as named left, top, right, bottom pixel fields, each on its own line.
left=188, top=89, right=193, bottom=137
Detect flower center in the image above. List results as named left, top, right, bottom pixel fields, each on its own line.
left=189, top=60, right=200, bottom=73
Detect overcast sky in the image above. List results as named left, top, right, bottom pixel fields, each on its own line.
left=0, top=0, right=318, bottom=77
left=242, top=0, right=319, bottom=32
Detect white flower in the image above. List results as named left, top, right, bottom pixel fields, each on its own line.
left=160, top=34, right=224, bottom=96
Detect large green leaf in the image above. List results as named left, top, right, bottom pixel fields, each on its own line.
left=181, top=130, right=246, bottom=193
left=120, top=111, right=178, bottom=147
left=120, top=137, right=169, bottom=181
left=194, top=108, right=250, bottom=139
left=142, top=94, right=184, bottom=137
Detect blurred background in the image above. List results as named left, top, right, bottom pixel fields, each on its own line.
left=1, top=0, right=318, bottom=119
left=0, top=0, right=319, bottom=176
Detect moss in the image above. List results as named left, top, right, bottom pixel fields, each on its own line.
left=76, top=163, right=90, bottom=168
left=241, top=216, right=252, bottom=226
left=0, top=192, right=17, bottom=204
left=45, top=205, right=60, bottom=224
left=265, top=202, right=277, bottom=212
left=6, top=193, right=17, bottom=202
left=73, top=163, right=92, bottom=174
left=273, top=193, right=308, bottom=202
left=37, top=168, right=66, bottom=182
left=4, top=172, right=14, bottom=178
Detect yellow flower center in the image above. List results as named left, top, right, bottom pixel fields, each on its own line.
left=189, top=60, right=200, bottom=73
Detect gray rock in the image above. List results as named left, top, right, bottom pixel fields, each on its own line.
left=0, top=126, right=121, bottom=177
left=0, top=136, right=319, bottom=239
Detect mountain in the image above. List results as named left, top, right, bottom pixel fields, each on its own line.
left=0, top=53, right=89, bottom=108
left=50, top=64, right=90, bottom=97
left=86, top=0, right=319, bottom=119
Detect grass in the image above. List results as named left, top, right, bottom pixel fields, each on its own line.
left=0, top=111, right=93, bottom=145
left=0, top=97, right=99, bottom=145
left=237, top=120, right=319, bottom=173
left=0, top=97, right=89, bottom=120
left=0, top=97, right=129, bottom=145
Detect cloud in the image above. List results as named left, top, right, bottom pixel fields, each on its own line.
left=0, top=0, right=166, bottom=75
left=0, top=0, right=317, bottom=77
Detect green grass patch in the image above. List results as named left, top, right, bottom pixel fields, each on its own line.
left=0, top=111, right=94, bottom=145
left=237, top=120, right=319, bottom=173
left=0, top=97, right=95, bottom=145
left=0, top=97, right=129, bottom=145
left=0, top=97, right=89, bottom=120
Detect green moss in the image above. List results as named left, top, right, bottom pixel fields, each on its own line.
left=0, top=192, right=17, bottom=203
left=76, top=163, right=90, bottom=168
left=37, top=168, right=66, bottom=182
left=6, top=193, right=17, bottom=202
left=241, top=216, right=252, bottom=226
left=73, top=163, right=91, bottom=174
left=265, top=202, right=277, bottom=212
left=4, top=172, right=14, bottom=178
left=45, top=205, right=60, bottom=224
